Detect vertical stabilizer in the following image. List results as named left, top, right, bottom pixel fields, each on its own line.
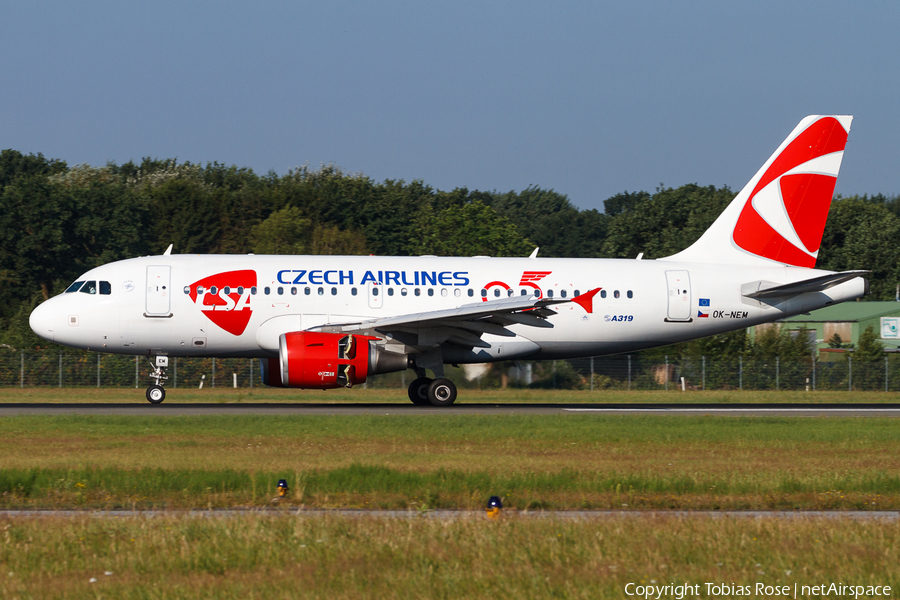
left=662, top=115, right=852, bottom=267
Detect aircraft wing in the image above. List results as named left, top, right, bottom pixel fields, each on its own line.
left=741, top=270, right=869, bottom=301
left=311, top=288, right=600, bottom=349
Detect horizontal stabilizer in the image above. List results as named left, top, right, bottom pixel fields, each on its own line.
left=741, top=270, right=869, bottom=300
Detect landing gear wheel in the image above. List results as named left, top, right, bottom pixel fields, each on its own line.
left=408, top=377, right=433, bottom=405
left=146, top=385, right=166, bottom=404
left=427, top=378, right=457, bottom=407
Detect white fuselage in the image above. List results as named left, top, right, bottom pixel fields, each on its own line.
left=29, top=254, right=867, bottom=362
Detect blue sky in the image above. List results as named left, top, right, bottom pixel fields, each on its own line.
left=2, top=1, right=897, bottom=211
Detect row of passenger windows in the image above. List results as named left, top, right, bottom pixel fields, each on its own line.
left=65, top=280, right=112, bottom=295
left=184, top=285, right=635, bottom=299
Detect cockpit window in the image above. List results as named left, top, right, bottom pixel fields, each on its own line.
left=79, top=281, right=98, bottom=295
left=99, top=281, right=111, bottom=295
left=65, top=281, right=85, bottom=293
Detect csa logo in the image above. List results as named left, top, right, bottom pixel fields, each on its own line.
left=189, top=270, right=257, bottom=336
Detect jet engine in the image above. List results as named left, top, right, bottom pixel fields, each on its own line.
left=259, top=332, right=408, bottom=389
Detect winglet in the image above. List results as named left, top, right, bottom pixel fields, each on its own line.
left=572, top=288, right=601, bottom=313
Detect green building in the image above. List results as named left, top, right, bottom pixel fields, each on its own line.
left=749, top=301, right=900, bottom=352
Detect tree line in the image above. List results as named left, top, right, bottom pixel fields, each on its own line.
left=2, top=148, right=898, bottom=352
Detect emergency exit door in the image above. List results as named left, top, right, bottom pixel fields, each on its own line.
left=146, top=266, right=172, bottom=316
left=665, top=270, right=692, bottom=322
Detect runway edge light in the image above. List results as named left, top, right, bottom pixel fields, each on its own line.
left=486, top=496, right=502, bottom=519
left=277, top=479, right=289, bottom=499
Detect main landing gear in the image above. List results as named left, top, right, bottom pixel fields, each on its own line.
left=146, top=356, right=169, bottom=404
left=407, top=376, right=457, bottom=407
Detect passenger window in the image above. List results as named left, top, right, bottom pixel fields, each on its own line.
left=373, top=287, right=379, bottom=297
left=318, top=287, right=324, bottom=296
left=237, top=286, right=244, bottom=295
left=264, top=287, right=270, bottom=295
left=614, top=290, right=620, bottom=299
left=331, top=287, right=337, bottom=296
left=561, top=290, right=567, bottom=298
left=415, top=289, right=421, bottom=296
left=223, top=287, right=231, bottom=295
left=521, top=289, right=527, bottom=296
left=468, top=289, right=474, bottom=297
left=454, top=289, right=461, bottom=297
left=291, top=287, right=297, bottom=295
left=80, top=281, right=97, bottom=295
left=600, top=290, right=606, bottom=298
left=250, top=286, right=257, bottom=295
left=183, top=286, right=190, bottom=295
left=99, top=281, right=111, bottom=295
left=547, top=290, right=554, bottom=298
left=627, top=290, right=633, bottom=299
left=428, top=289, right=434, bottom=297
left=441, top=289, right=448, bottom=297
left=534, top=290, right=540, bottom=298
left=388, top=288, right=394, bottom=296
left=305, top=287, right=311, bottom=295
left=401, top=288, right=408, bottom=296
left=277, top=287, right=284, bottom=295
left=481, top=289, right=487, bottom=298
left=351, top=287, right=358, bottom=296
left=198, top=286, right=205, bottom=295
left=507, top=289, right=513, bottom=297
left=210, top=286, right=218, bottom=295
left=574, top=290, right=580, bottom=296
left=65, top=281, right=85, bottom=293
left=494, top=289, right=500, bottom=297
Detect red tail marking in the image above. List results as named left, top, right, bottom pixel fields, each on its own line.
left=572, top=288, right=600, bottom=313
left=733, top=116, right=847, bottom=267
left=780, top=173, right=837, bottom=253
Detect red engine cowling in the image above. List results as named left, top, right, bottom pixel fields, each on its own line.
left=278, top=332, right=375, bottom=389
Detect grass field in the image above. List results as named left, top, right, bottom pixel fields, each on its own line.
left=2, top=393, right=899, bottom=598
left=1, top=414, right=899, bottom=510
left=3, top=386, right=900, bottom=404
left=1, top=513, right=897, bottom=599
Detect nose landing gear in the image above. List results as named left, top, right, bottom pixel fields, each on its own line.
left=146, top=356, right=169, bottom=404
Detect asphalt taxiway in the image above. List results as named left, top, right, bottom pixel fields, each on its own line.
left=1, top=402, right=900, bottom=417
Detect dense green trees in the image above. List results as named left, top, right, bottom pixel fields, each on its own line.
left=818, top=196, right=900, bottom=301
left=1, top=148, right=897, bottom=352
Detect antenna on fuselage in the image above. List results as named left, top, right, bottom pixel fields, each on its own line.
left=163, top=244, right=173, bottom=256
left=529, top=247, right=539, bottom=259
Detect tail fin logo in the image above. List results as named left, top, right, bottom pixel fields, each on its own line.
left=732, top=116, right=849, bottom=267
left=188, top=270, right=257, bottom=336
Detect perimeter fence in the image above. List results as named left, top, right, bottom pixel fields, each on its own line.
left=2, top=350, right=900, bottom=392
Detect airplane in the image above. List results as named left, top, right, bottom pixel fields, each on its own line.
left=29, top=115, right=868, bottom=406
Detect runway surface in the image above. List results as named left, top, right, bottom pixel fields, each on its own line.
left=2, top=402, right=900, bottom=416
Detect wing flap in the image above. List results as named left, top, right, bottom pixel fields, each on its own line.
left=312, top=288, right=601, bottom=349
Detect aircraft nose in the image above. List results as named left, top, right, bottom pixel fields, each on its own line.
left=29, top=301, right=55, bottom=342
